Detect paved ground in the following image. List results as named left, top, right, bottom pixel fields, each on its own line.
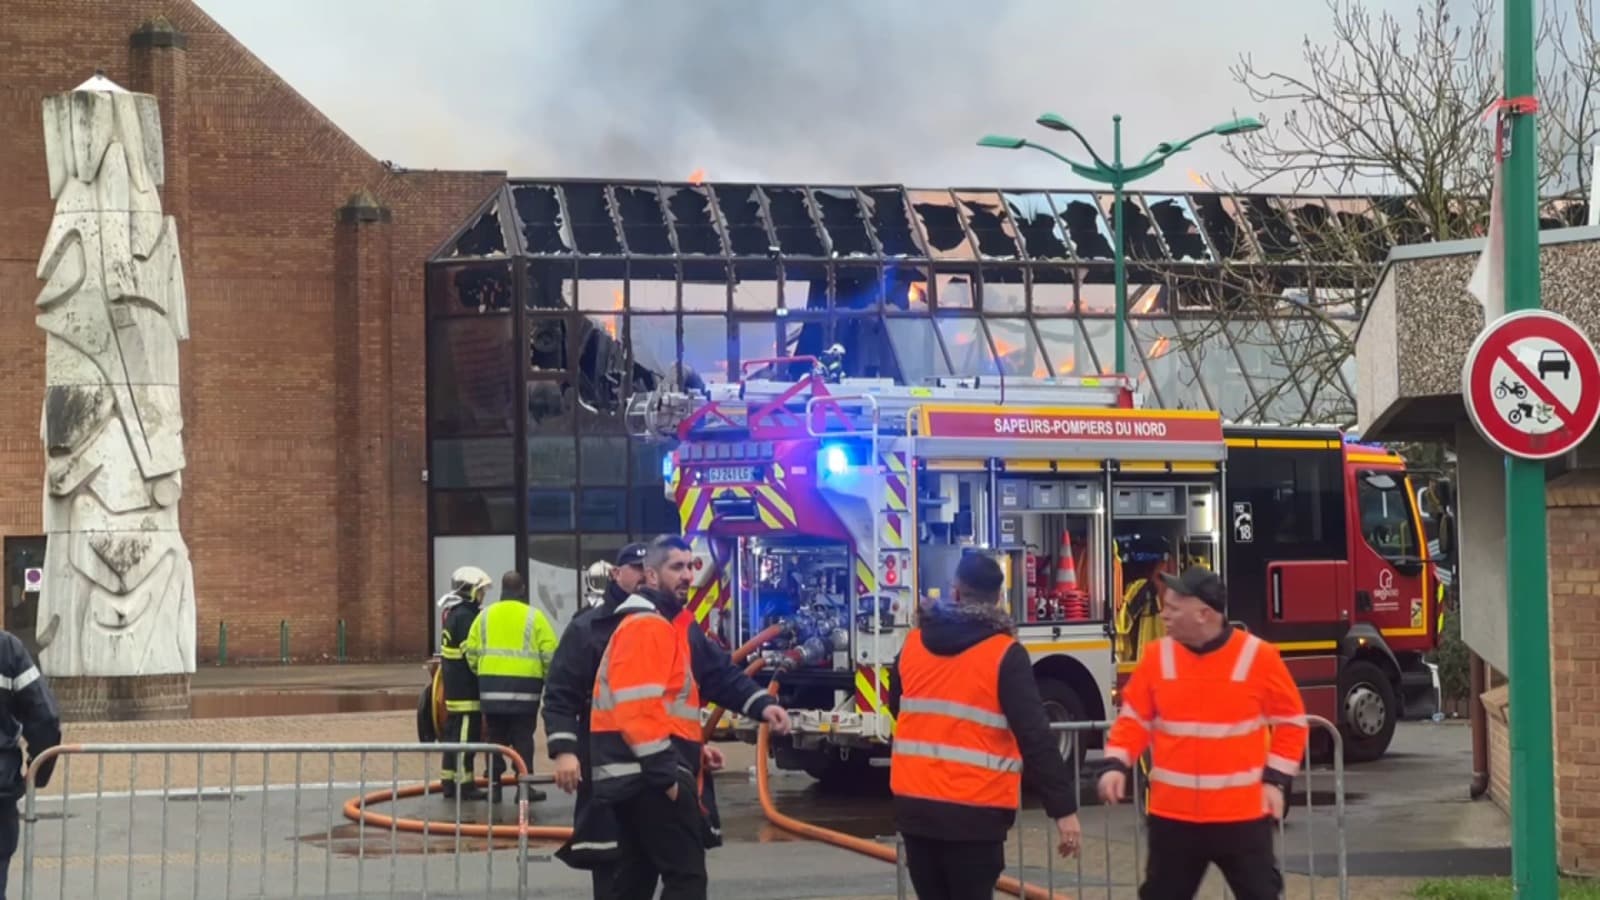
left=19, top=673, right=1506, bottom=899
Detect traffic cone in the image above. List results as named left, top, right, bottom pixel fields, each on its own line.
left=1054, top=532, right=1078, bottom=593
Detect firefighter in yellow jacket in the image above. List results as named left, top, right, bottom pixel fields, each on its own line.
left=466, top=570, right=558, bottom=803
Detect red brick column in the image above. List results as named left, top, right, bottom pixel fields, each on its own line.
left=1549, top=469, right=1600, bottom=875
left=334, top=191, right=396, bottom=659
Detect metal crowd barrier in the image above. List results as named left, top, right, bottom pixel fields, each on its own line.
left=891, top=714, right=1349, bottom=900
left=19, top=742, right=539, bottom=900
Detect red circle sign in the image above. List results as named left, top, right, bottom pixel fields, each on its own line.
left=1462, top=309, right=1600, bottom=460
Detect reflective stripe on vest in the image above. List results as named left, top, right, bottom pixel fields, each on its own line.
left=589, top=598, right=703, bottom=791
left=889, top=629, right=1022, bottom=810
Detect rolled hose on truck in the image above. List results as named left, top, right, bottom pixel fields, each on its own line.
left=354, top=624, right=1069, bottom=900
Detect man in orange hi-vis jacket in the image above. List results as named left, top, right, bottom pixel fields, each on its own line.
left=1099, top=566, right=1307, bottom=900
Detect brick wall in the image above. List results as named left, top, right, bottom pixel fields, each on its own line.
left=1550, top=469, right=1600, bottom=875
left=1482, top=683, right=1510, bottom=813
left=0, top=1, right=504, bottom=661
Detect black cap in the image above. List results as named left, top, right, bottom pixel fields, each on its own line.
left=614, top=543, right=649, bottom=567
left=1158, top=566, right=1226, bottom=612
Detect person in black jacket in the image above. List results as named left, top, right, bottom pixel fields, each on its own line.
left=545, top=536, right=792, bottom=898
left=439, top=567, right=491, bottom=801
left=0, top=629, right=60, bottom=900
left=542, top=543, right=649, bottom=898
left=888, top=554, right=1081, bottom=900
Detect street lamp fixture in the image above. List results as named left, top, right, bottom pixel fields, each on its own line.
left=979, top=112, right=1263, bottom=375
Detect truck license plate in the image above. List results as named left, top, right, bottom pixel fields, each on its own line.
left=704, top=466, right=756, bottom=484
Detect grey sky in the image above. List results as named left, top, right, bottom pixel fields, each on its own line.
left=200, top=0, right=1441, bottom=191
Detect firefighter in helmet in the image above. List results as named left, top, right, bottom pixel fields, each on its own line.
left=440, top=565, right=492, bottom=800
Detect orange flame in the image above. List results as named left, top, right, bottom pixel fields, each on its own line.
left=1187, top=169, right=1211, bottom=190
left=1132, top=288, right=1161, bottom=315
left=907, top=282, right=927, bottom=306
left=688, top=168, right=706, bottom=185
left=1149, top=336, right=1172, bottom=359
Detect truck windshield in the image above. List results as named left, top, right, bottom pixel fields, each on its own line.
left=1357, top=472, right=1422, bottom=564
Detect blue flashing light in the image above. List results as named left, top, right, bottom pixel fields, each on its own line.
left=820, top=444, right=850, bottom=477
left=662, top=451, right=676, bottom=480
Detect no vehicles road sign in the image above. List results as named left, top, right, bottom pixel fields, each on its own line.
left=1462, top=309, right=1600, bottom=460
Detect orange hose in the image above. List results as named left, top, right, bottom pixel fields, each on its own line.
left=732, top=623, right=786, bottom=664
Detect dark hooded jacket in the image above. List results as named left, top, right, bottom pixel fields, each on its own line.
left=887, top=598, right=1078, bottom=843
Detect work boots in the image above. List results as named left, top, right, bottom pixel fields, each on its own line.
left=441, top=780, right=486, bottom=801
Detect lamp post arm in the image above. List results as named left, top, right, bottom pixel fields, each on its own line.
left=1016, top=141, right=1113, bottom=183
left=1053, top=127, right=1115, bottom=172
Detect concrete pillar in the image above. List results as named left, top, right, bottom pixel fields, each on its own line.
left=334, top=190, right=395, bottom=658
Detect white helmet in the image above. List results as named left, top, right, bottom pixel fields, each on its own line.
left=446, top=565, right=493, bottom=603
left=585, top=560, right=614, bottom=596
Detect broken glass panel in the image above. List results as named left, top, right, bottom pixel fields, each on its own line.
left=732, top=260, right=780, bottom=311
left=909, top=190, right=976, bottom=260
left=577, top=314, right=627, bottom=418
left=428, top=263, right=514, bottom=317
left=1128, top=281, right=1170, bottom=316
left=1174, top=318, right=1255, bottom=421
left=1132, top=318, right=1201, bottom=410
left=612, top=185, right=675, bottom=255
left=713, top=185, right=775, bottom=256
left=836, top=265, right=882, bottom=311
left=1227, top=320, right=1308, bottom=423
left=934, top=269, right=976, bottom=310
left=526, top=260, right=575, bottom=312
left=832, top=316, right=894, bottom=379
left=981, top=266, right=1026, bottom=313
left=528, top=316, right=569, bottom=374
left=561, top=183, right=624, bottom=255
left=884, top=264, right=931, bottom=312
left=449, top=200, right=508, bottom=258
left=1323, top=198, right=1387, bottom=263
left=1144, top=195, right=1213, bottom=262
left=986, top=318, right=1049, bottom=377
left=1049, top=194, right=1115, bottom=260
left=886, top=317, right=950, bottom=384
left=1100, top=194, right=1166, bottom=260
left=811, top=188, right=877, bottom=257
left=783, top=261, right=829, bottom=311
left=1003, top=193, right=1070, bottom=259
left=1374, top=196, right=1430, bottom=246
left=1284, top=200, right=1351, bottom=263
left=626, top=313, right=676, bottom=382
left=1189, top=194, right=1253, bottom=261
left=937, top=317, right=996, bottom=375
left=511, top=185, right=571, bottom=255
left=1035, top=318, right=1091, bottom=375
left=1243, top=197, right=1302, bottom=260
left=953, top=191, right=1023, bottom=260
left=682, top=315, right=731, bottom=384
left=662, top=184, right=726, bottom=256
left=680, top=260, right=729, bottom=312
left=1030, top=266, right=1075, bottom=314
left=575, top=258, right=626, bottom=313
left=763, top=187, right=828, bottom=257
left=863, top=188, right=928, bottom=258
left=628, top=260, right=677, bottom=312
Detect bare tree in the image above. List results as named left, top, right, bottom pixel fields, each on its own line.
left=1164, top=0, right=1600, bottom=427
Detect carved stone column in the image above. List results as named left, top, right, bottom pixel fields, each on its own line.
left=35, top=73, right=197, bottom=720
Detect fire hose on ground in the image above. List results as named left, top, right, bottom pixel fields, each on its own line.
left=344, top=622, right=1067, bottom=899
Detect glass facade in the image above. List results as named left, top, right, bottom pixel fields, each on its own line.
left=424, top=181, right=1585, bottom=631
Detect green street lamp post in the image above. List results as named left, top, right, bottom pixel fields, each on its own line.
left=979, top=114, right=1262, bottom=376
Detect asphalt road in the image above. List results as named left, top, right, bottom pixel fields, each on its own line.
left=12, top=719, right=1506, bottom=899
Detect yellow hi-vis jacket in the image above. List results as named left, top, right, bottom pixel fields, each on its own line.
left=465, top=598, right=558, bottom=715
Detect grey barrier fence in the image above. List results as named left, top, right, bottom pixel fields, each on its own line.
left=890, top=713, right=1349, bottom=900
left=19, top=742, right=542, bottom=900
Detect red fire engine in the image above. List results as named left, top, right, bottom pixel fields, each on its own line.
left=629, top=360, right=1434, bottom=782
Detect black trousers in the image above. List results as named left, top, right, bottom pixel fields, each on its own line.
left=483, top=711, right=538, bottom=789
left=439, top=710, right=482, bottom=783
left=0, top=798, right=16, bottom=900
left=613, top=781, right=707, bottom=900
left=902, top=835, right=1005, bottom=900
left=1141, top=815, right=1282, bottom=900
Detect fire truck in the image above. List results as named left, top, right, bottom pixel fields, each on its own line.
left=627, top=358, right=1435, bottom=782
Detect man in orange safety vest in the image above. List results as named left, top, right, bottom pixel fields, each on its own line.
left=1098, top=565, right=1307, bottom=900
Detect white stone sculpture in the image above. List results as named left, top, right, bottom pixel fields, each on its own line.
left=34, top=73, right=196, bottom=677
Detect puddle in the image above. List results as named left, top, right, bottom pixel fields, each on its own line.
left=189, top=691, right=418, bottom=719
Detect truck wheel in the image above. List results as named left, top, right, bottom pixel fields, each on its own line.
left=1339, top=659, right=1398, bottom=763
left=1036, top=677, right=1090, bottom=770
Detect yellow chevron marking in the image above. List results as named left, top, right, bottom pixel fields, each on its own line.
left=758, top=486, right=796, bottom=525
left=856, top=557, right=877, bottom=593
